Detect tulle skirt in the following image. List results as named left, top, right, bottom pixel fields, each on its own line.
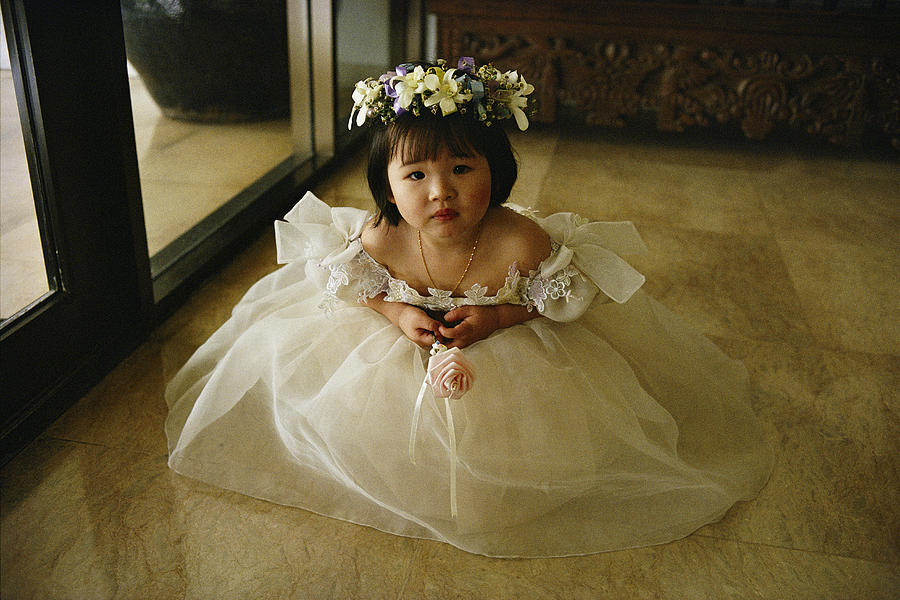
left=166, top=259, right=772, bottom=557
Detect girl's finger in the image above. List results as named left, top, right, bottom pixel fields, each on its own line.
left=437, top=324, right=457, bottom=338
left=443, top=306, right=470, bottom=323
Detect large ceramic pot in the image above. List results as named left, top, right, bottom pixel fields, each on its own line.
left=121, top=0, right=289, bottom=122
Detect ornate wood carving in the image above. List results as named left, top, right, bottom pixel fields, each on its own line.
left=448, top=33, right=899, bottom=148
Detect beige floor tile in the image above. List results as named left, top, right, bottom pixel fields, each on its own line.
left=537, top=132, right=774, bottom=235
left=42, top=341, right=170, bottom=454
left=155, top=232, right=280, bottom=349
left=44, top=233, right=280, bottom=453
left=702, top=338, right=900, bottom=563
left=629, top=224, right=814, bottom=346
left=1, top=439, right=417, bottom=600
left=400, top=534, right=899, bottom=600
left=760, top=161, right=899, bottom=251
left=753, top=154, right=899, bottom=355
left=310, top=151, right=371, bottom=209
left=776, top=233, right=899, bottom=355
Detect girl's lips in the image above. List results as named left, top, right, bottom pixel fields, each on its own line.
left=433, top=209, right=457, bottom=221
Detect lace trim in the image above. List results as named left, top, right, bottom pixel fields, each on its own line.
left=319, top=251, right=390, bottom=312
left=320, top=241, right=583, bottom=315
left=383, top=260, right=528, bottom=311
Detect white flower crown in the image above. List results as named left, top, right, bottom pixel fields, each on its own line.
left=349, top=57, right=536, bottom=131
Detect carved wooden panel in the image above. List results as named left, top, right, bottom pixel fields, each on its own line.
left=445, top=33, right=899, bottom=148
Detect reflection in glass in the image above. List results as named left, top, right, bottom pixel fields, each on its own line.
left=0, top=67, right=50, bottom=319
left=121, top=1, right=301, bottom=259
left=335, top=0, right=393, bottom=145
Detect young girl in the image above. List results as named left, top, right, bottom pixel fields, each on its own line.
left=166, top=59, right=772, bottom=558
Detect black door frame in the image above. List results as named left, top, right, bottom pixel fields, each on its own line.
left=1, top=1, right=152, bottom=463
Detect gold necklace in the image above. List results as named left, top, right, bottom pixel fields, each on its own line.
left=417, top=225, right=481, bottom=294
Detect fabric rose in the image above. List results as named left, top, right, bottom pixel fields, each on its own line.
left=426, top=347, right=475, bottom=399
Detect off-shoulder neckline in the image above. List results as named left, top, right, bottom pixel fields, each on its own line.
left=356, top=245, right=524, bottom=302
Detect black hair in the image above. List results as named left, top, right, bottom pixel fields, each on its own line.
left=366, top=109, right=518, bottom=227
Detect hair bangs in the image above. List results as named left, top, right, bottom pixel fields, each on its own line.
left=389, top=113, right=481, bottom=166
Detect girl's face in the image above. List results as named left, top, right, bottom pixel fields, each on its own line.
left=387, top=148, right=491, bottom=239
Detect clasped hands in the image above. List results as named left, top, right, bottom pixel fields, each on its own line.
left=398, top=303, right=535, bottom=349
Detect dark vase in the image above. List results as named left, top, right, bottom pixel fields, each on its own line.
left=121, top=0, right=289, bottom=122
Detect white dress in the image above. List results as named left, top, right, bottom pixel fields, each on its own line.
left=165, top=191, right=772, bottom=558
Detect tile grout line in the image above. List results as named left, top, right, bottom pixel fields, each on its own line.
left=40, top=435, right=166, bottom=459
left=692, top=532, right=900, bottom=567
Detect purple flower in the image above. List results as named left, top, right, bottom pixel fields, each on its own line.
left=457, top=57, right=475, bottom=74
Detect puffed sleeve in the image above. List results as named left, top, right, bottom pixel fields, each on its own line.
left=527, top=212, right=647, bottom=322
left=274, top=191, right=389, bottom=309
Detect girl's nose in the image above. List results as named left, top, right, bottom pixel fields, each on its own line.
left=429, top=174, right=456, bottom=201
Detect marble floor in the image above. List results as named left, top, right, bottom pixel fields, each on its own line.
left=2, top=126, right=898, bottom=599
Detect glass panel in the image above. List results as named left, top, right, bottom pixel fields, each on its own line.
left=335, top=0, right=393, bottom=147
left=0, top=19, right=50, bottom=320
left=121, top=1, right=310, bottom=262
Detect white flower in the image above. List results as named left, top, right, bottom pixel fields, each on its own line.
left=391, top=66, right=427, bottom=110
left=348, top=79, right=382, bottom=129
left=494, top=71, right=535, bottom=130
left=347, top=59, right=536, bottom=131
left=423, top=68, right=472, bottom=116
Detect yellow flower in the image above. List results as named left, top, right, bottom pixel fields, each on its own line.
left=423, top=68, right=472, bottom=116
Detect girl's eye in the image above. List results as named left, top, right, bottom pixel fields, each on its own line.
left=408, top=171, right=425, bottom=181
left=453, top=165, right=471, bottom=175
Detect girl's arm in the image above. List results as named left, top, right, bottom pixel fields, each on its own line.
left=438, top=304, right=540, bottom=349
left=366, top=293, right=443, bottom=348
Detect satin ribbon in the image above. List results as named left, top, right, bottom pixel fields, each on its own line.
left=409, top=345, right=462, bottom=519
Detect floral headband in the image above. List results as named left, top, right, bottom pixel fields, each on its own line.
left=348, top=57, right=535, bottom=132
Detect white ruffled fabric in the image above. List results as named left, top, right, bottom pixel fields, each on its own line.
left=166, top=192, right=772, bottom=558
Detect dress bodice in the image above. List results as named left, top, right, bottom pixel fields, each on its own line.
left=274, top=192, right=648, bottom=322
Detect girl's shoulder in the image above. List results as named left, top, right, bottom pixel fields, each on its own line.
left=483, top=206, right=551, bottom=274
left=359, top=218, right=411, bottom=271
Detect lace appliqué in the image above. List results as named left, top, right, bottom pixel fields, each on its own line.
left=524, top=263, right=584, bottom=313
left=382, top=261, right=526, bottom=311
left=318, top=240, right=584, bottom=315
left=319, top=251, right=390, bottom=312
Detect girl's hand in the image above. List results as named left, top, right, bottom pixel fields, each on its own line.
left=397, top=304, right=443, bottom=348
left=438, top=306, right=501, bottom=348
left=439, top=304, right=541, bottom=348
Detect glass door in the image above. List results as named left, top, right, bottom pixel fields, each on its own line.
left=1, top=1, right=150, bottom=462
left=120, top=0, right=315, bottom=303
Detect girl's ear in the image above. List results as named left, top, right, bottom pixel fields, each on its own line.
left=388, top=194, right=395, bottom=204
